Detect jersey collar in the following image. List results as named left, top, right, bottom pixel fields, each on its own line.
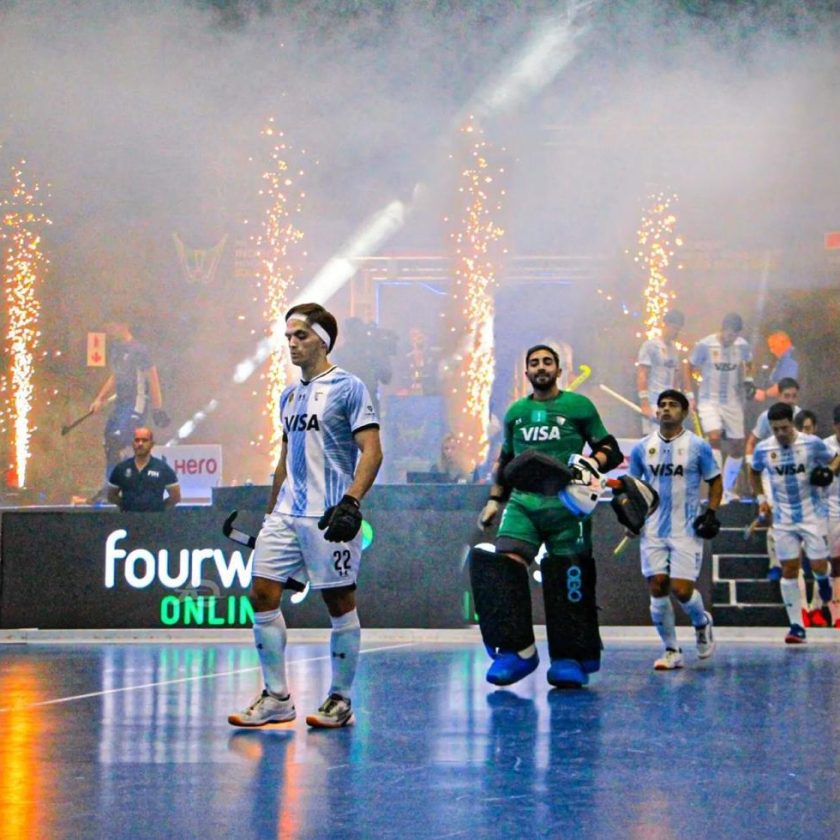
left=300, top=365, right=336, bottom=385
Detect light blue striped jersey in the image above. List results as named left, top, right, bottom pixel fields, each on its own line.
left=636, top=337, right=680, bottom=402
left=752, top=405, right=801, bottom=440
left=628, top=429, right=719, bottom=538
left=274, top=366, right=379, bottom=517
left=689, top=334, right=752, bottom=404
left=823, top=434, right=840, bottom=519
left=752, top=432, right=833, bottom=525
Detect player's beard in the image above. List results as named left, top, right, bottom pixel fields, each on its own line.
left=528, top=371, right=557, bottom=393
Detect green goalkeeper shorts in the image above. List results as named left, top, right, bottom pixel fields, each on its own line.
left=497, top=491, right=591, bottom=556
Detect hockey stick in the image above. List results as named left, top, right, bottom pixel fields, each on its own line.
left=61, top=394, right=115, bottom=436
left=222, top=510, right=256, bottom=548
left=567, top=363, right=591, bottom=392
left=221, top=510, right=306, bottom=592
left=598, top=383, right=644, bottom=414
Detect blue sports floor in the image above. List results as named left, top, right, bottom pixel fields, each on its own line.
left=1, top=629, right=838, bottom=840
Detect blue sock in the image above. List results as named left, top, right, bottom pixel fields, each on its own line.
left=815, top=573, right=832, bottom=605
left=329, top=608, right=361, bottom=699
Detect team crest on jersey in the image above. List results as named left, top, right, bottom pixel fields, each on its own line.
left=771, top=452, right=778, bottom=460
left=649, top=448, right=657, bottom=455
left=554, top=417, right=566, bottom=426
left=125, top=468, right=132, bottom=477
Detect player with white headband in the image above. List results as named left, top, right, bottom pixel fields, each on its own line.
left=229, top=302, right=382, bottom=729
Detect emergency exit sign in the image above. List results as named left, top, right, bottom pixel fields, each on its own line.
left=87, top=332, right=106, bottom=366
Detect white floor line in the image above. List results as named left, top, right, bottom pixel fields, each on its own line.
left=0, top=641, right=417, bottom=714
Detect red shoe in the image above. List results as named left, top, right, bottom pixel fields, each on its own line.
left=810, top=609, right=829, bottom=628
left=801, top=608, right=812, bottom=628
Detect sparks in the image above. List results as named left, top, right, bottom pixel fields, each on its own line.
left=631, top=191, right=682, bottom=341
left=440, top=119, right=506, bottom=473
left=251, top=120, right=307, bottom=466
left=1, top=161, right=50, bottom=488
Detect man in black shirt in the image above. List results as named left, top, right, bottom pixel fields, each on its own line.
left=107, top=427, right=181, bottom=512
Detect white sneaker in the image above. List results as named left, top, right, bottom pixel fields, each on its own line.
left=228, top=690, right=296, bottom=727
left=721, top=491, right=740, bottom=506
left=654, top=648, right=684, bottom=670
left=306, top=693, right=355, bottom=729
left=695, top=611, right=715, bottom=659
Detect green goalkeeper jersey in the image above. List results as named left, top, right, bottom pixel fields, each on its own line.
left=497, top=391, right=611, bottom=553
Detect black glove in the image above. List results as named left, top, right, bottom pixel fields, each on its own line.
left=742, top=379, right=756, bottom=400
left=153, top=409, right=171, bottom=428
left=318, top=494, right=362, bottom=542
left=693, top=508, right=720, bottom=540
left=809, top=466, right=834, bottom=487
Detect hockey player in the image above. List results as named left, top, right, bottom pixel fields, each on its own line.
left=229, top=303, right=382, bottom=728
left=627, top=389, right=722, bottom=670
left=750, top=402, right=840, bottom=644
left=474, top=344, right=626, bottom=689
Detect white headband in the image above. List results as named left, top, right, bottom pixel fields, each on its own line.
left=286, top=317, right=331, bottom=349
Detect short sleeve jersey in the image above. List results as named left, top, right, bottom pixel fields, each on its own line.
left=108, top=455, right=178, bottom=512
left=689, top=334, right=752, bottom=405
left=111, top=340, right=153, bottom=414
left=752, top=432, right=833, bottom=525
left=274, top=366, right=379, bottom=517
left=752, top=405, right=802, bottom=440
left=628, top=429, right=719, bottom=539
left=823, top=434, right=840, bottom=519
left=501, top=391, right=609, bottom=500
left=636, top=337, right=679, bottom=401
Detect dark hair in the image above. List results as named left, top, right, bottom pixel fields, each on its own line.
left=794, top=409, right=817, bottom=431
left=777, top=377, right=799, bottom=392
left=285, top=302, right=338, bottom=351
left=767, top=402, right=794, bottom=423
left=722, top=312, right=743, bottom=333
left=525, top=344, right=559, bottom=366
left=657, top=389, right=689, bottom=412
left=663, top=309, right=685, bottom=327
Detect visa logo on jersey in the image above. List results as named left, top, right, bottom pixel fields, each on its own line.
left=520, top=425, right=563, bottom=442
left=713, top=363, right=738, bottom=371
left=649, top=463, right=684, bottom=477
left=773, top=464, right=806, bottom=476
left=284, top=413, right=321, bottom=432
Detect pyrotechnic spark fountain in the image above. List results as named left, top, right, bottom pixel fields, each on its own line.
left=247, top=119, right=307, bottom=465
left=1, top=161, right=50, bottom=488
left=629, top=191, right=683, bottom=341
left=441, top=119, right=507, bottom=472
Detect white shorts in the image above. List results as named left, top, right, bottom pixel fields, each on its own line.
left=827, top=517, right=840, bottom=559
left=697, top=401, right=745, bottom=439
left=773, top=520, right=829, bottom=562
left=640, top=535, right=703, bottom=581
left=252, top=512, right=362, bottom=590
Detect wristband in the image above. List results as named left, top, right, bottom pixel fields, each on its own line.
left=637, top=390, right=650, bottom=400
left=488, top=495, right=505, bottom=502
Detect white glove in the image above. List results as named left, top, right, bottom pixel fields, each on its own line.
left=478, top=498, right=502, bottom=530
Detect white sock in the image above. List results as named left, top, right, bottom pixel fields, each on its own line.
left=518, top=643, right=537, bottom=659
left=329, top=608, right=361, bottom=699
left=678, top=589, right=708, bottom=626
left=253, top=607, right=289, bottom=697
left=712, top=448, right=723, bottom=472
left=723, top=456, right=743, bottom=495
left=780, top=578, right=803, bottom=626
left=650, top=596, right=677, bottom=649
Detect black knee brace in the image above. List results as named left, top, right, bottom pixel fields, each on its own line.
left=469, top=547, right=534, bottom=653
left=541, top=552, right=602, bottom=663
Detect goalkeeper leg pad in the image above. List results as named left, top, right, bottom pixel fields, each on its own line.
left=469, top=548, right=535, bottom=657
left=541, top=552, right=603, bottom=665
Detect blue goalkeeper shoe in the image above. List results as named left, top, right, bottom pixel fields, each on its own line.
left=486, top=650, right=539, bottom=686
left=547, top=658, right=589, bottom=688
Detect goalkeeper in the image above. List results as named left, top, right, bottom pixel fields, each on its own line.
left=626, top=390, right=722, bottom=671
left=474, top=344, right=627, bottom=689
left=228, top=303, right=382, bottom=730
